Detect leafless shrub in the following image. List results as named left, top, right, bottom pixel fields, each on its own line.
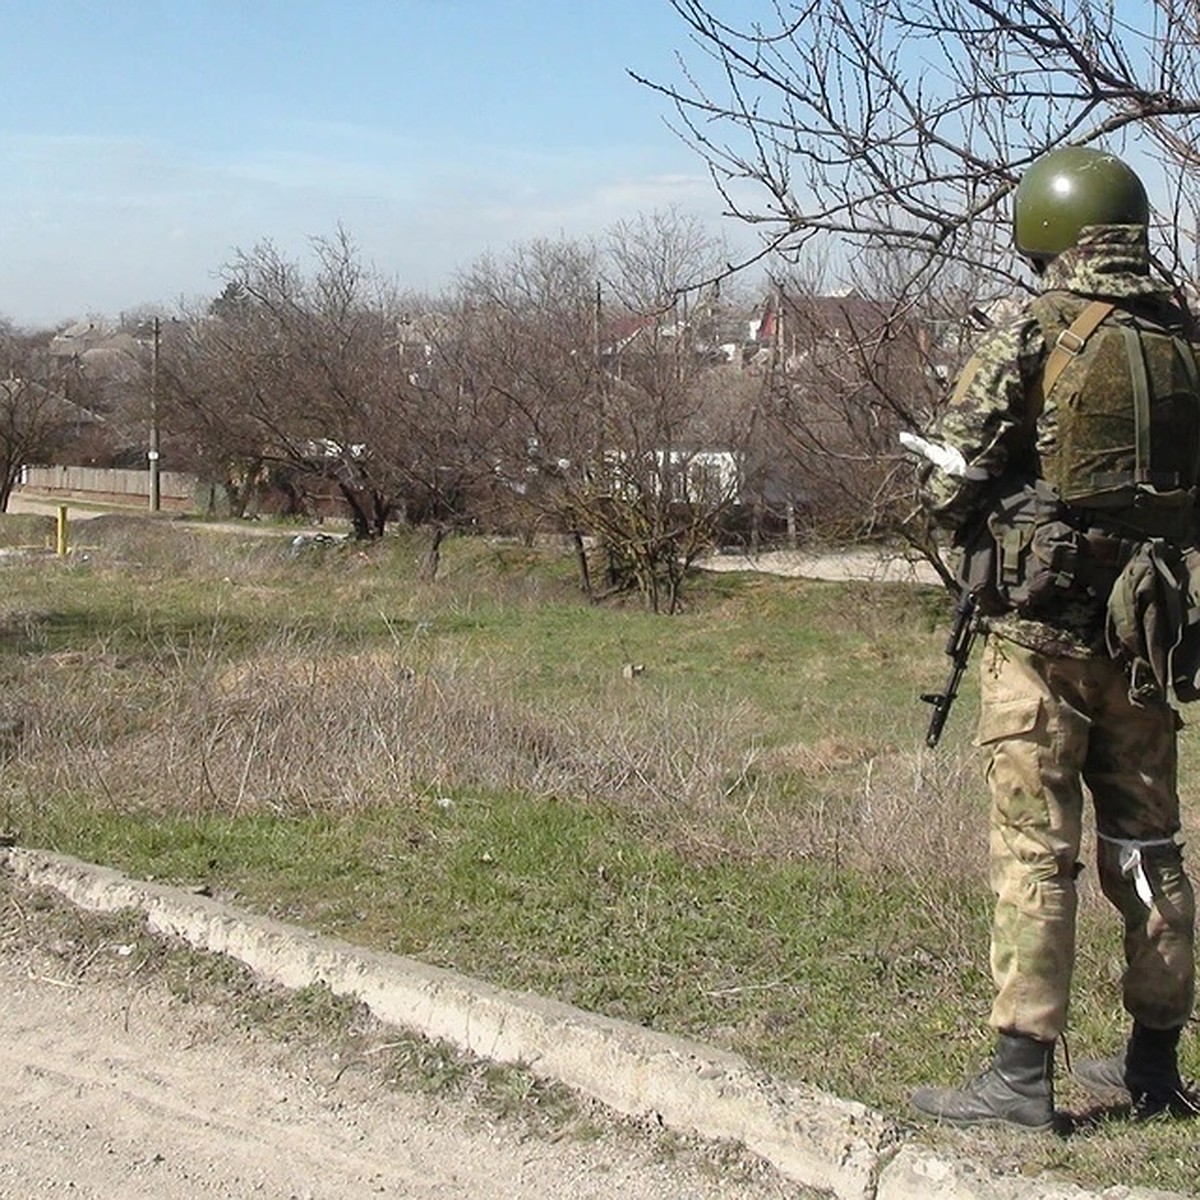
left=856, top=748, right=985, bottom=878
left=5, top=634, right=766, bottom=825
left=715, top=732, right=985, bottom=879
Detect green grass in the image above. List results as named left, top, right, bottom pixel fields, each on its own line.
left=17, top=794, right=994, bottom=1100
left=1, top=512, right=1197, bottom=1194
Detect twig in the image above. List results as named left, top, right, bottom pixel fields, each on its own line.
left=361, top=1039, right=413, bottom=1056
left=75, top=941, right=107, bottom=975
left=28, top=972, right=81, bottom=989
left=703, top=978, right=792, bottom=998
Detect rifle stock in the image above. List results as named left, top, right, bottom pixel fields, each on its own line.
left=921, top=588, right=980, bottom=748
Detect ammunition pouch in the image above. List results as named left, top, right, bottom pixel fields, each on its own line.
left=954, top=478, right=1200, bottom=704
left=1106, top=541, right=1200, bottom=704
left=954, top=479, right=1142, bottom=619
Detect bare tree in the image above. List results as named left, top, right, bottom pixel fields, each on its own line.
left=0, top=321, right=79, bottom=510
left=636, top=0, right=1200, bottom=554
left=591, top=212, right=752, bottom=610
left=446, top=237, right=606, bottom=572
left=450, top=218, right=755, bottom=613
left=641, top=0, right=1200, bottom=291
left=749, top=249, right=981, bottom=553
left=214, top=232, right=411, bottom=537
left=158, top=232, right=474, bottom=544
left=155, top=305, right=277, bottom=517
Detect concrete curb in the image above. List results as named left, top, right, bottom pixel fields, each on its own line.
left=4, top=848, right=1191, bottom=1200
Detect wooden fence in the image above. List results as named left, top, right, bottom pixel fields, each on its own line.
left=19, top=465, right=199, bottom=511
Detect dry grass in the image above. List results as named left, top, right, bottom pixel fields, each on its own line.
left=4, top=628, right=759, bottom=825
left=3, top=617, right=989, bottom=893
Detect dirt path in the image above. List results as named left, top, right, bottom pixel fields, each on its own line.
left=9, top=491, right=942, bottom=584
left=0, top=878, right=803, bottom=1200
left=7, top=491, right=326, bottom=540
left=697, top=546, right=940, bottom=585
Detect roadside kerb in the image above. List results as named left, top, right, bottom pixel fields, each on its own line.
left=4, top=848, right=1190, bottom=1200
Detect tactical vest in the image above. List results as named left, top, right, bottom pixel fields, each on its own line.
left=954, top=292, right=1200, bottom=625
left=954, top=293, right=1200, bottom=700
left=1030, top=290, right=1200, bottom=542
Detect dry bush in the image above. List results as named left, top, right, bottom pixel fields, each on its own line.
left=855, top=747, right=986, bottom=881
left=4, top=634, right=765, bottom=826
left=721, top=735, right=985, bottom=878
left=68, top=515, right=284, bottom=579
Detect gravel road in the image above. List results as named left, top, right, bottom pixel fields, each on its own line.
left=0, top=874, right=806, bottom=1200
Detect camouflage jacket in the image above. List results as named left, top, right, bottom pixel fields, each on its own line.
left=920, top=224, right=1178, bottom=656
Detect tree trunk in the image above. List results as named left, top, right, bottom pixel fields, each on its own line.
left=422, top=524, right=447, bottom=580
left=572, top=530, right=594, bottom=601
left=338, top=481, right=374, bottom=540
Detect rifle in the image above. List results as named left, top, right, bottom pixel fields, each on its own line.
left=920, top=586, right=980, bottom=748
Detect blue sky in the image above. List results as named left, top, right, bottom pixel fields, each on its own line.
left=0, top=1, right=745, bottom=327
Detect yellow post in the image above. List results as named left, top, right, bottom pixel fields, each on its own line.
left=56, top=505, right=68, bottom=557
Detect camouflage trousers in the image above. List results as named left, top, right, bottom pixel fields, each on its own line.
left=978, top=636, right=1196, bottom=1042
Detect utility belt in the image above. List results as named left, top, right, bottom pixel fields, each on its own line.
left=955, top=478, right=1200, bottom=703
left=957, top=479, right=1129, bottom=616
left=992, top=495, right=1144, bottom=617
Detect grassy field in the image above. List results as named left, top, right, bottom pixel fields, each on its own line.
left=1, top=510, right=1197, bottom=1194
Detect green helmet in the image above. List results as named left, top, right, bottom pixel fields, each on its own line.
left=1013, top=146, right=1149, bottom=261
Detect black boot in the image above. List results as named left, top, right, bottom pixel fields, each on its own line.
left=912, top=1033, right=1055, bottom=1130
left=1074, top=1024, right=1198, bottom=1118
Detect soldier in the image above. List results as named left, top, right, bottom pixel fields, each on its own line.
left=911, top=146, right=1199, bottom=1129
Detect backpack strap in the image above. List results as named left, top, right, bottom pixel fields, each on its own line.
left=1174, top=335, right=1200, bottom=488
left=1121, top=323, right=1155, bottom=485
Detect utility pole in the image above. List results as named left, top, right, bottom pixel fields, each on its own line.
left=149, top=316, right=161, bottom=512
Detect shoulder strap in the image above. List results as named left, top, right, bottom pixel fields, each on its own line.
left=1122, top=324, right=1152, bottom=483
left=1174, top=336, right=1200, bottom=489
left=1039, top=299, right=1116, bottom=402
